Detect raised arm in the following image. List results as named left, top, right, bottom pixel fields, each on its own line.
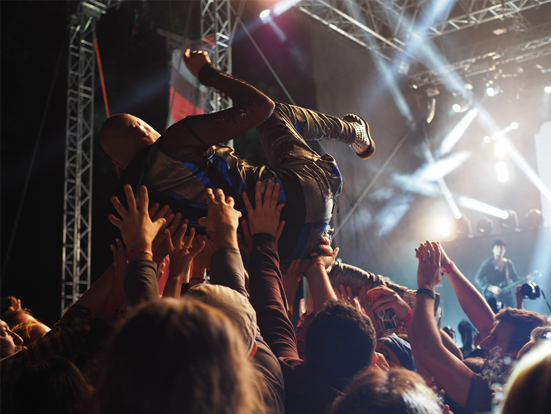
left=109, top=184, right=166, bottom=308
left=160, top=49, right=275, bottom=158
left=438, top=243, right=494, bottom=339
left=410, top=241, right=475, bottom=409
left=244, top=180, right=301, bottom=359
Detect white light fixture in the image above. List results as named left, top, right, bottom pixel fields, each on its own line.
left=496, top=161, right=509, bottom=183
left=495, top=140, right=506, bottom=158
left=510, top=122, right=519, bottom=130
left=544, top=86, right=551, bottom=94
left=484, top=135, right=491, bottom=143
left=452, top=103, right=462, bottom=113
left=259, top=9, right=271, bottom=21
left=486, top=87, right=498, bottom=97
left=437, top=218, right=451, bottom=237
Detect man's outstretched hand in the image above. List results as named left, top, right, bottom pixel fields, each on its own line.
left=183, top=49, right=211, bottom=78
left=242, top=180, right=285, bottom=237
left=108, top=185, right=165, bottom=251
left=415, top=240, right=442, bottom=291
left=198, top=188, right=242, bottom=249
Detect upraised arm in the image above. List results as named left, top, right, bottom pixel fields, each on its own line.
left=109, top=185, right=166, bottom=307
left=160, top=49, right=275, bottom=158
left=410, top=241, right=475, bottom=409
left=163, top=223, right=205, bottom=298
left=438, top=243, right=494, bottom=338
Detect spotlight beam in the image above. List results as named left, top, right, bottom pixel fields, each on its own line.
left=501, top=137, right=551, bottom=204
left=421, top=123, right=462, bottom=219
left=334, top=127, right=414, bottom=236
left=458, top=196, right=509, bottom=219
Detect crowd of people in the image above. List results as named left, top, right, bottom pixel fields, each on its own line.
left=2, top=50, right=550, bottom=414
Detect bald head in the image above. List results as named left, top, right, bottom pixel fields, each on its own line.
left=99, top=113, right=161, bottom=168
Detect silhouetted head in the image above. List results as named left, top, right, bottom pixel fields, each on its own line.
left=8, top=356, right=91, bottom=414
left=96, top=298, right=263, bottom=414
left=331, top=367, right=442, bottom=414
left=306, top=300, right=376, bottom=389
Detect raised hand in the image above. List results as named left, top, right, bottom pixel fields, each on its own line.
left=149, top=203, right=181, bottom=260
left=366, top=285, right=411, bottom=321
left=198, top=188, right=241, bottom=241
left=183, top=49, right=211, bottom=78
left=242, top=180, right=285, bottom=237
left=415, top=240, right=442, bottom=290
left=238, top=219, right=253, bottom=257
left=109, top=185, right=166, bottom=252
left=164, top=222, right=205, bottom=298
left=336, top=284, right=362, bottom=312
left=192, top=234, right=214, bottom=271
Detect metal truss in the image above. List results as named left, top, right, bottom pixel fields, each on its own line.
left=410, top=23, right=551, bottom=87
left=62, top=1, right=119, bottom=313
left=297, top=0, right=551, bottom=61
left=201, top=0, right=233, bottom=112
left=427, top=0, right=551, bottom=37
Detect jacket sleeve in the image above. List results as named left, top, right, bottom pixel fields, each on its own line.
left=248, top=233, right=299, bottom=361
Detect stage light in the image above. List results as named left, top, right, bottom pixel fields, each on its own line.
left=484, top=135, right=491, bottom=143
left=501, top=209, right=519, bottom=231
left=495, top=141, right=506, bottom=158
left=510, top=122, right=519, bottom=129
left=458, top=197, right=509, bottom=219
left=259, top=9, right=271, bottom=21
left=525, top=208, right=544, bottom=230
left=486, top=86, right=498, bottom=97
left=455, top=215, right=473, bottom=238
left=452, top=103, right=462, bottom=113
left=544, top=86, right=551, bottom=94
left=477, top=218, right=493, bottom=234
left=438, top=218, right=452, bottom=237
left=496, top=161, right=509, bottom=182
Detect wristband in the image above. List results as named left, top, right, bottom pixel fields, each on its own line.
left=126, top=248, right=153, bottom=261
left=303, top=260, right=324, bottom=274
left=442, top=261, right=454, bottom=274
left=416, top=288, right=435, bottom=300
left=402, top=309, right=413, bottom=323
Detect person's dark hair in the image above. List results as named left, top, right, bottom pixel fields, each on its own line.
left=95, top=298, right=263, bottom=414
left=330, top=367, right=442, bottom=414
left=305, top=300, right=375, bottom=389
left=492, top=239, right=506, bottom=248
left=7, top=356, right=91, bottom=414
left=495, top=308, right=549, bottom=352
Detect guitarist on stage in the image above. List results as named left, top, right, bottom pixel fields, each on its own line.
left=475, top=239, right=519, bottom=308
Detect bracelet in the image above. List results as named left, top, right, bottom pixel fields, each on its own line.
left=416, top=288, right=435, bottom=300
left=442, top=261, right=454, bottom=274
left=303, top=260, right=324, bottom=274
left=126, top=248, right=153, bottom=260
left=402, top=309, right=413, bottom=323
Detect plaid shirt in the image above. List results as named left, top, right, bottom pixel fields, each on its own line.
left=1, top=305, right=96, bottom=388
